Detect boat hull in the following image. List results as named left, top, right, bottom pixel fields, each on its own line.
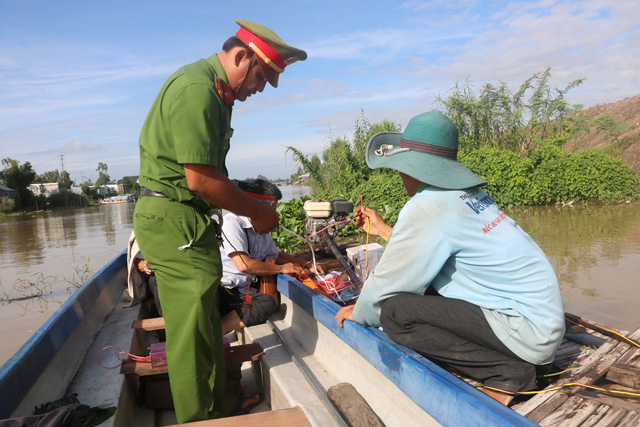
left=0, top=251, right=143, bottom=425
left=269, top=274, right=538, bottom=427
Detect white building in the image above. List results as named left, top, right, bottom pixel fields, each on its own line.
left=28, top=182, right=66, bottom=197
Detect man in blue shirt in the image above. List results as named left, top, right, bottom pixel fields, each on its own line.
left=336, top=111, right=565, bottom=405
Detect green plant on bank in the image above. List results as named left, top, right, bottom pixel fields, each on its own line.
left=0, top=196, right=15, bottom=214
left=436, top=66, right=584, bottom=154
left=279, top=68, right=640, bottom=251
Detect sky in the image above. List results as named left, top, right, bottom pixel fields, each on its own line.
left=1, top=0, right=639, bottom=184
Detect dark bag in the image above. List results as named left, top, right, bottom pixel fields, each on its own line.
left=0, top=406, right=73, bottom=427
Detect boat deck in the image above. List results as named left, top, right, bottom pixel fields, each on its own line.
left=513, top=326, right=640, bottom=426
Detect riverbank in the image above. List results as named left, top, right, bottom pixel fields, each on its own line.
left=1, top=197, right=639, bottom=367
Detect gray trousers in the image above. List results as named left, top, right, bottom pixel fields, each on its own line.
left=380, top=293, right=538, bottom=392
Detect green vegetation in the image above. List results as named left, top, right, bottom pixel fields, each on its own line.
left=278, top=68, right=640, bottom=251
left=0, top=259, right=94, bottom=303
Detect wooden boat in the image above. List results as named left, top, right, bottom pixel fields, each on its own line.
left=1, top=250, right=639, bottom=426
left=99, top=195, right=136, bottom=205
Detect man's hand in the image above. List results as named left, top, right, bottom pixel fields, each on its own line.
left=355, top=206, right=392, bottom=241
left=335, top=305, right=355, bottom=328
left=307, top=262, right=325, bottom=276
left=279, top=262, right=301, bottom=275
left=184, top=163, right=279, bottom=233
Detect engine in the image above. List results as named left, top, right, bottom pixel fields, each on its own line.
left=303, top=199, right=354, bottom=245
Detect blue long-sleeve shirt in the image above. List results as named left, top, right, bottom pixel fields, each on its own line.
left=352, top=185, right=565, bottom=365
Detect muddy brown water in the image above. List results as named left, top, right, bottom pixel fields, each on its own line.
left=1, top=200, right=639, bottom=367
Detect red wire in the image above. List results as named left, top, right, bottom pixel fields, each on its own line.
left=98, top=345, right=151, bottom=369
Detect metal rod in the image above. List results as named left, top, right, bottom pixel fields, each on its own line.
left=565, top=312, right=640, bottom=348
left=321, top=231, right=361, bottom=286
left=266, top=320, right=348, bottom=427
left=279, top=224, right=307, bottom=242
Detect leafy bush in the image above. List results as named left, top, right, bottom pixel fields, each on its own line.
left=280, top=69, right=640, bottom=249
left=0, top=196, right=15, bottom=214
left=272, top=196, right=311, bottom=252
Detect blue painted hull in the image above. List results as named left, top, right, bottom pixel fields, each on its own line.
left=0, top=251, right=127, bottom=419
left=277, top=274, right=538, bottom=427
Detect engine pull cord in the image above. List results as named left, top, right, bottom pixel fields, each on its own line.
left=360, top=194, right=371, bottom=279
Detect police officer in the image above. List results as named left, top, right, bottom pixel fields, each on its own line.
left=133, top=20, right=306, bottom=422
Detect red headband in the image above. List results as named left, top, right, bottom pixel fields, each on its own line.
left=236, top=27, right=286, bottom=73
left=244, top=190, right=276, bottom=204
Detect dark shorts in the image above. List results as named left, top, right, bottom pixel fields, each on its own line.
left=380, top=292, right=539, bottom=392
left=217, top=286, right=277, bottom=327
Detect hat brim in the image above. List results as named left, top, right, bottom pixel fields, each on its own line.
left=365, top=132, right=488, bottom=190
left=254, top=56, right=279, bottom=88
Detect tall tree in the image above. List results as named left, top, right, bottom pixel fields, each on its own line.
left=95, top=162, right=110, bottom=186
left=35, top=169, right=61, bottom=183
left=0, top=158, right=36, bottom=211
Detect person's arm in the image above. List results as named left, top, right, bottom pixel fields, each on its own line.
left=355, top=206, right=393, bottom=241
left=276, top=252, right=325, bottom=275
left=184, top=163, right=278, bottom=234
left=347, top=200, right=451, bottom=327
left=229, top=252, right=300, bottom=276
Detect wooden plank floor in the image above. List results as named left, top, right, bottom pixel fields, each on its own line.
left=511, top=325, right=640, bottom=426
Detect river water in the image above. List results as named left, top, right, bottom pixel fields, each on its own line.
left=1, top=193, right=638, bottom=366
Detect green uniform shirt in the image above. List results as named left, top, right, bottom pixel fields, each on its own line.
left=138, top=54, right=233, bottom=212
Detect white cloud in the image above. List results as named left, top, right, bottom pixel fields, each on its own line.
left=64, top=139, right=103, bottom=152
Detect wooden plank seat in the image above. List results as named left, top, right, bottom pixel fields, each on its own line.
left=120, top=343, right=264, bottom=376
left=170, top=407, right=311, bottom=427
left=131, top=317, right=165, bottom=331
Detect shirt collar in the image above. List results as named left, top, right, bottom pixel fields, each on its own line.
left=207, top=54, right=234, bottom=106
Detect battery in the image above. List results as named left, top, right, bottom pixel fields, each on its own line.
left=346, top=243, right=384, bottom=281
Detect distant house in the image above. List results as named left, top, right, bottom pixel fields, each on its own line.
left=0, top=184, right=17, bottom=199
left=97, top=185, right=118, bottom=196
left=28, top=182, right=66, bottom=197
left=117, top=176, right=139, bottom=194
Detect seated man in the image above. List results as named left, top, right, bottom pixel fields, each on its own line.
left=335, top=111, right=565, bottom=405
left=219, top=179, right=323, bottom=333
left=126, top=230, right=162, bottom=316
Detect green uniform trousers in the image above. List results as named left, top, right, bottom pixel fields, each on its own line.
left=133, top=195, right=235, bottom=423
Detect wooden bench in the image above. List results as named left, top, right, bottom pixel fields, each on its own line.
left=120, top=343, right=264, bottom=376
left=132, top=317, right=165, bottom=331
left=123, top=316, right=265, bottom=409
left=169, top=407, right=310, bottom=427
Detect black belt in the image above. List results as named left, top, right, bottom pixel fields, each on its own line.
left=141, top=187, right=224, bottom=246
left=141, top=188, right=168, bottom=198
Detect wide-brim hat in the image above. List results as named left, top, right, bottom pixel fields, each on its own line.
left=236, top=19, right=307, bottom=88
left=366, top=111, right=487, bottom=190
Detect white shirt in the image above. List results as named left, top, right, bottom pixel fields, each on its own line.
left=220, top=212, right=279, bottom=293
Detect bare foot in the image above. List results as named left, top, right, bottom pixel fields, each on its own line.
left=481, top=388, right=515, bottom=406
left=239, top=394, right=260, bottom=411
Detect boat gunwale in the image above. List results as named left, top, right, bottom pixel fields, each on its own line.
left=277, top=273, right=538, bottom=426
left=0, top=250, right=127, bottom=419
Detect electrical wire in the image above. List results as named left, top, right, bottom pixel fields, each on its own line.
left=98, top=345, right=150, bottom=369
left=478, top=382, right=640, bottom=399
left=565, top=315, right=640, bottom=349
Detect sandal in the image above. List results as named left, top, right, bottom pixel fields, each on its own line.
left=229, top=393, right=264, bottom=416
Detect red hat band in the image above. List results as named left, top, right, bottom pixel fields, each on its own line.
left=243, top=190, right=276, bottom=205
left=236, top=27, right=286, bottom=73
